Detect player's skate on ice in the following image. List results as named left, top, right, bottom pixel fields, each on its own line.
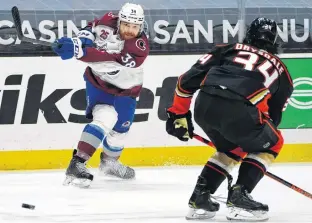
left=165, top=17, right=293, bottom=221
left=98, top=150, right=135, bottom=179
left=52, top=3, right=149, bottom=187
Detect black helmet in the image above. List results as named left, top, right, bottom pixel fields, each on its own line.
left=244, top=17, right=278, bottom=53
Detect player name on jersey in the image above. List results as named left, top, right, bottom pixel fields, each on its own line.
left=234, top=43, right=285, bottom=75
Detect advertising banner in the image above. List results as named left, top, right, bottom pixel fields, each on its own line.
left=0, top=55, right=311, bottom=152
left=279, top=58, right=312, bottom=129
left=0, top=54, right=311, bottom=169
left=0, top=7, right=312, bottom=56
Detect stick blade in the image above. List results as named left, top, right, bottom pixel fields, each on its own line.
left=11, top=6, right=53, bottom=47
left=11, top=6, right=23, bottom=39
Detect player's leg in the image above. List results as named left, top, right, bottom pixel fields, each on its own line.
left=99, top=95, right=137, bottom=179
left=186, top=132, right=246, bottom=220
left=186, top=91, right=247, bottom=220
left=64, top=77, right=118, bottom=187
left=221, top=103, right=283, bottom=221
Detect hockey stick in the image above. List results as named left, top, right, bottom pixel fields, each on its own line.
left=11, top=6, right=55, bottom=47
left=193, top=133, right=312, bottom=200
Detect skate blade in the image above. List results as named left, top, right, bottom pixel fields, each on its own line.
left=227, top=206, right=269, bottom=222
left=63, top=176, right=92, bottom=188
left=99, top=172, right=136, bottom=180
left=185, top=207, right=216, bottom=220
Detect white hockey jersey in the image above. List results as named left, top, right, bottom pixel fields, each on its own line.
left=78, top=12, right=149, bottom=97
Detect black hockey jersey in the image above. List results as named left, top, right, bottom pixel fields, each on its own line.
left=169, top=43, right=293, bottom=126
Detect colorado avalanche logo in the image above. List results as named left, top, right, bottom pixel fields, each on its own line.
left=122, top=121, right=131, bottom=128
left=135, top=39, right=146, bottom=51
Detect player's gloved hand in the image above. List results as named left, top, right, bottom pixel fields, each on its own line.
left=52, top=37, right=85, bottom=60
left=77, top=29, right=95, bottom=47
left=166, top=110, right=194, bottom=141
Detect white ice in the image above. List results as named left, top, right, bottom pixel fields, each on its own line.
left=0, top=164, right=311, bottom=223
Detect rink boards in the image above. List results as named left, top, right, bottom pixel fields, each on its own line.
left=0, top=54, right=311, bottom=170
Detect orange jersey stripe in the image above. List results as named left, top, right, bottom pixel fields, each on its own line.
left=167, top=93, right=192, bottom=115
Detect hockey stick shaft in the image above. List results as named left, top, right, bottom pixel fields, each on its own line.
left=265, top=171, right=312, bottom=199
left=193, top=133, right=312, bottom=200
left=11, top=6, right=54, bottom=47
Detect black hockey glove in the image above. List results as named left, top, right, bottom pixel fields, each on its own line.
left=166, top=110, right=194, bottom=141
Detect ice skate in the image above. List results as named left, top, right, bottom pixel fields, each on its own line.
left=186, top=176, right=220, bottom=220
left=63, top=156, right=93, bottom=188
left=226, top=184, right=269, bottom=221
left=99, top=152, right=135, bottom=179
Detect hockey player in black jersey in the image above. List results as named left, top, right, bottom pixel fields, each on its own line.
left=165, top=17, right=293, bottom=221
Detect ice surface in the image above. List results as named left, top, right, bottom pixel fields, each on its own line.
left=0, top=164, right=311, bottom=223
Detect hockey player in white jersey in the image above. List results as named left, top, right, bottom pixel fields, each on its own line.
left=52, top=3, right=149, bottom=187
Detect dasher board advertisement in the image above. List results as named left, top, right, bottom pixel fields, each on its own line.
left=0, top=54, right=311, bottom=170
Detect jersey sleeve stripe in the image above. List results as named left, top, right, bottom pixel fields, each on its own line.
left=175, top=87, right=193, bottom=98
left=246, top=87, right=268, bottom=99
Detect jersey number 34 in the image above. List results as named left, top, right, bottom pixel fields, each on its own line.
left=234, top=51, right=279, bottom=88
left=199, top=52, right=279, bottom=88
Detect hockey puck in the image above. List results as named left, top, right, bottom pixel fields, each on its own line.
left=22, top=203, right=35, bottom=210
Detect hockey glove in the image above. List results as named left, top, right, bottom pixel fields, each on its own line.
left=52, top=37, right=85, bottom=60
left=166, top=110, right=194, bottom=141
left=77, top=29, right=95, bottom=47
